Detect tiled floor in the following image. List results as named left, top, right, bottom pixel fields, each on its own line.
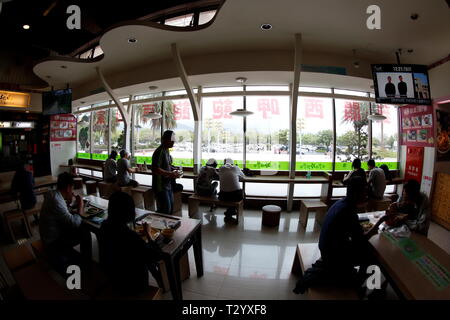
left=1, top=202, right=449, bottom=300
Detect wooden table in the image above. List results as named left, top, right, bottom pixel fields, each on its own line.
left=361, top=212, right=450, bottom=300
left=0, top=175, right=57, bottom=195
left=79, top=195, right=203, bottom=301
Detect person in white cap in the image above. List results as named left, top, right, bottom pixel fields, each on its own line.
left=218, top=158, right=245, bottom=222
left=196, top=158, right=219, bottom=197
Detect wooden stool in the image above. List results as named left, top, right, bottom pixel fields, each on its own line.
left=131, top=186, right=155, bottom=210
left=98, top=181, right=116, bottom=199
left=262, top=205, right=281, bottom=227
left=119, top=186, right=133, bottom=195
left=173, top=191, right=182, bottom=216
left=73, top=177, right=83, bottom=190
left=299, top=200, right=328, bottom=229
left=85, top=180, right=97, bottom=195
left=4, top=209, right=32, bottom=243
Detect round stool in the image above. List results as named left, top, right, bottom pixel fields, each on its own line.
left=73, top=177, right=83, bottom=190
left=262, top=205, right=281, bottom=227
left=85, top=180, right=97, bottom=195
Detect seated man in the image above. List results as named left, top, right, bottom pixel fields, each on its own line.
left=98, top=191, right=163, bottom=296
left=104, top=150, right=118, bottom=183
left=196, top=158, right=219, bottom=197
left=39, top=172, right=84, bottom=275
left=294, top=177, right=389, bottom=294
left=10, top=161, right=36, bottom=211
left=367, top=159, right=386, bottom=200
left=218, top=158, right=245, bottom=222
left=117, top=150, right=139, bottom=187
left=386, top=179, right=430, bottom=236
left=342, top=158, right=367, bottom=185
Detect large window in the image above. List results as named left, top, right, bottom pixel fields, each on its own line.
left=110, top=108, right=125, bottom=151
left=91, top=109, right=109, bottom=160
left=76, top=112, right=90, bottom=159
left=371, top=104, right=399, bottom=169
left=202, top=96, right=244, bottom=167
left=296, top=97, right=334, bottom=171
left=246, top=95, right=290, bottom=171
left=133, top=100, right=162, bottom=164
left=335, top=99, right=370, bottom=170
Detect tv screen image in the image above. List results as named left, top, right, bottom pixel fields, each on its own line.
left=371, top=65, right=432, bottom=105
left=42, top=89, right=72, bottom=115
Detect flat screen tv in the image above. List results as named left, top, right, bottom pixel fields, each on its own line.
left=371, top=64, right=432, bottom=105
left=42, top=89, right=72, bottom=115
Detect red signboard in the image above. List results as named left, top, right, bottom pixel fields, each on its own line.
left=404, top=146, right=424, bottom=184
left=50, top=114, right=76, bottom=142
left=400, top=105, right=434, bottom=147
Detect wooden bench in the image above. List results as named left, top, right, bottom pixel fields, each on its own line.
left=131, top=186, right=155, bottom=211
left=291, top=243, right=359, bottom=300
left=299, top=200, right=328, bottom=229
left=188, top=194, right=243, bottom=223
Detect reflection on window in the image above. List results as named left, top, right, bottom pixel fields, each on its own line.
left=203, top=86, right=243, bottom=93
left=77, top=112, right=90, bottom=158
left=371, top=104, right=399, bottom=169
left=334, top=89, right=368, bottom=97
left=165, top=14, right=194, bottom=27
left=246, top=96, right=290, bottom=171
left=199, top=10, right=216, bottom=25
left=202, top=96, right=243, bottom=167
left=299, top=87, right=332, bottom=94
left=246, top=86, right=289, bottom=91
left=92, top=109, right=109, bottom=160
left=296, top=97, right=333, bottom=171
left=133, top=99, right=163, bottom=165
left=335, top=99, right=370, bottom=170
left=110, top=108, right=125, bottom=151
left=165, top=99, right=194, bottom=168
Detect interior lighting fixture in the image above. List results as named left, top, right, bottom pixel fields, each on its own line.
left=260, top=23, right=272, bottom=30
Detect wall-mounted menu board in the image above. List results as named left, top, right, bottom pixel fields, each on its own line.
left=432, top=172, right=450, bottom=230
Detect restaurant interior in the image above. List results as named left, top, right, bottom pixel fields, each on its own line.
left=0, top=0, right=449, bottom=301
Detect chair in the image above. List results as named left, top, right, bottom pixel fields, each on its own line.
left=23, top=201, right=43, bottom=233
left=131, top=186, right=155, bottom=210
left=85, top=180, right=97, bottom=195
left=73, top=177, right=83, bottom=190
left=262, top=205, right=281, bottom=227
left=299, top=200, right=328, bottom=229
left=3, top=209, right=32, bottom=243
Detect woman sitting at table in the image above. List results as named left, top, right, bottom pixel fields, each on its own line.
left=386, top=179, right=430, bottom=236
left=98, top=191, right=163, bottom=296
left=342, top=158, right=367, bottom=186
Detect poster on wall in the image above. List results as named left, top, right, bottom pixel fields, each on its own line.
left=436, top=109, right=450, bottom=162
left=404, top=146, right=424, bottom=184
left=50, top=114, right=76, bottom=142
left=400, top=105, right=434, bottom=147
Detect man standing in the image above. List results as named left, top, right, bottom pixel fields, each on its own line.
left=384, top=76, right=396, bottom=97
left=367, top=159, right=386, bottom=200
left=117, top=150, right=139, bottom=187
left=39, top=172, right=84, bottom=275
left=398, top=75, right=408, bottom=97
left=152, top=130, right=181, bottom=214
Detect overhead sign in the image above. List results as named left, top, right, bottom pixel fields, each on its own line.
left=0, top=90, right=31, bottom=108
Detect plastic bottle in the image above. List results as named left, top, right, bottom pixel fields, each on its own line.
left=306, top=171, right=312, bottom=179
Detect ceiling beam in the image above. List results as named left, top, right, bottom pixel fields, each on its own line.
left=171, top=42, right=200, bottom=121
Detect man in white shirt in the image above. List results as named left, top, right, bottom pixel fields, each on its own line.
left=367, top=159, right=386, bottom=200
left=39, top=172, right=84, bottom=275
left=218, top=158, right=245, bottom=222
left=117, top=150, right=138, bottom=187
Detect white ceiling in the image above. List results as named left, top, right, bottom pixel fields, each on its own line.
left=34, top=0, right=450, bottom=100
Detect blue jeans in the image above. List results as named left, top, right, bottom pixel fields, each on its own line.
left=155, top=189, right=174, bottom=214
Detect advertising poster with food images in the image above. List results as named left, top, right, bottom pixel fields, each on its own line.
left=404, top=146, right=424, bottom=184
left=436, top=109, right=450, bottom=162
left=400, top=105, right=434, bottom=147
left=50, top=114, right=76, bottom=142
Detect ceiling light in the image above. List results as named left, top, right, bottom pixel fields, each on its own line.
left=46, top=75, right=51, bottom=79
left=148, top=86, right=158, bottom=91
left=128, top=38, right=137, bottom=43
left=368, top=113, right=387, bottom=121
left=260, top=23, right=272, bottom=30
left=22, top=24, right=30, bottom=30
left=230, top=109, right=254, bottom=117
left=235, top=77, right=247, bottom=83
left=60, top=65, right=67, bottom=69
left=353, top=61, right=360, bottom=68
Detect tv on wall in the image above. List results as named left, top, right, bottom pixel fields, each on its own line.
left=371, top=64, right=432, bottom=105
left=42, top=89, right=72, bottom=115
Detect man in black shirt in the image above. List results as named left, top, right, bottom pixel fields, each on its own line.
left=152, top=130, right=181, bottom=214
left=10, top=162, right=36, bottom=210
left=384, top=76, right=396, bottom=97
left=397, top=75, right=408, bottom=97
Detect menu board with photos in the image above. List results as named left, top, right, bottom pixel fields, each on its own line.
left=432, top=172, right=450, bottom=230
left=50, top=114, right=76, bottom=142
left=400, top=105, right=434, bottom=147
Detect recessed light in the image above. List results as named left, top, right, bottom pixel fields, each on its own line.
left=60, top=65, right=67, bottom=69
left=46, top=75, right=51, bottom=79
left=25, top=111, right=30, bottom=113
left=128, top=38, right=137, bottom=43
left=410, top=13, right=419, bottom=20
left=148, top=86, right=158, bottom=91
left=23, top=24, right=30, bottom=30
left=235, top=77, right=247, bottom=83
left=260, top=23, right=272, bottom=30
left=407, top=49, right=414, bottom=53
